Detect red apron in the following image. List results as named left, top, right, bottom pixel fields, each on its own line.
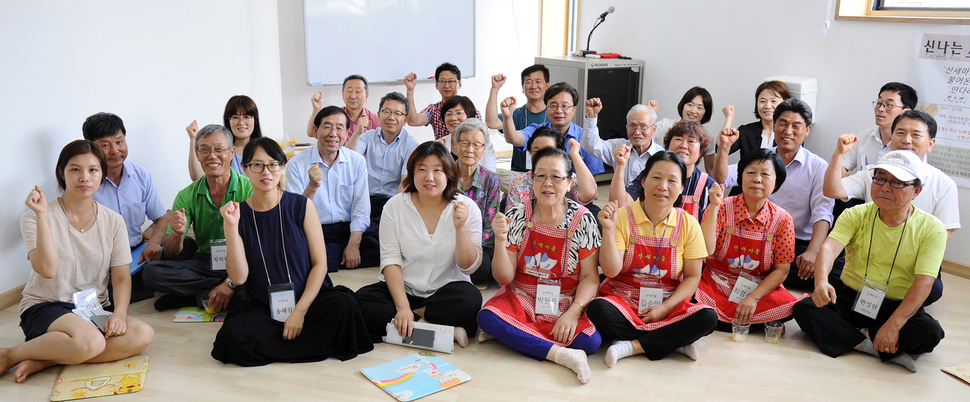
left=482, top=201, right=596, bottom=346
left=695, top=198, right=803, bottom=324
left=596, top=207, right=712, bottom=331
left=679, top=171, right=708, bottom=221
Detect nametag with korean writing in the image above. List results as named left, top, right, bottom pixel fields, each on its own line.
left=728, top=273, right=760, bottom=303
left=638, top=275, right=664, bottom=313
left=536, top=278, right=562, bottom=316
left=210, top=239, right=227, bottom=271
left=269, top=282, right=296, bottom=322
left=852, top=279, right=887, bottom=320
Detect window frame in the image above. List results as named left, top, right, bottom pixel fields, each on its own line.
left=836, top=0, right=970, bottom=24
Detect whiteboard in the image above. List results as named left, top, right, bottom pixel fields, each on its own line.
left=304, top=0, right=476, bottom=86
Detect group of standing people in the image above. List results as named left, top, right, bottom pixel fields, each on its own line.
left=2, top=62, right=949, bottom=385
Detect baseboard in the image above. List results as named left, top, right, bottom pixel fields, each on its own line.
left=943, top=259, right=970, bottom=281
left=0, top=285, right=24, bottom=311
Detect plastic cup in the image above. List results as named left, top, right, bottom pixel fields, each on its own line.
left=202, top=295, right=218, bottom=315
left=732, top=319, right=750, bottom=342
left=765, top=321, right=784, bottom=344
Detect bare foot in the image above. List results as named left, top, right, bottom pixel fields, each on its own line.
left=14, top=360, right=56, bottom=383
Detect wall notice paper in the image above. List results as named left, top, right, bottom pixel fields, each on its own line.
left=909, top=28, right=970, bottom=188
left=50, top=355, right=149, bottom=401
left=361, top=351, right=471, bottom=401
left=942, top=362, right=970, bottom=386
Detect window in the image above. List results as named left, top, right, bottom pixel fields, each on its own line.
left=837, top=0, right=970, bottom=24
left=876, top=0, right=970, bottom=10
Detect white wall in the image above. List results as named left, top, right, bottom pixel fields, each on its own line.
left=578, top=0, right=970, bottom=265
left=0, top=0, right=284, bottom=295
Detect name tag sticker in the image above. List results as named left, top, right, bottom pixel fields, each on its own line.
left=852, top=279, right=887, bottom=319
left=638, top=275, right=664, bottom=313
left=536, top=278, right=561, bottom=316
left=729, top=273, right=760, bottom=303
left=269, top=282, right=296, bottom=322
left=210, top=239, right=227, bottom=271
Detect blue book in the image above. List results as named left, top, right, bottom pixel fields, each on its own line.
left=360, top=351, right=471, bottom=401
left=129, top=243, right=148, bottom=274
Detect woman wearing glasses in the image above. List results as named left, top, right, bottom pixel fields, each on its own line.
left=212, top=138, right=372, bottom=366
left=186, top=95, right=264, bottom=181
left=696, top=148, right=802, bottom=331
left=453, top=119, right=501, bottom=287
left=480, top=147, right=602, bottom=384
left=505, top=126, right=597, bottom=213
left=5, top=140, right=153, bottom=383
left=441, top=96, right=496, bottom=172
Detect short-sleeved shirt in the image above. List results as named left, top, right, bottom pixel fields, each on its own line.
left=829, top=202, right=946, bottom=300
left=625, top=166, right=716, bottom=222
left=422, top=101, right=483, bottom=141
left=20, top=201, right=131, bottom=314
left=458, top=165, right=501, bottom=248
left=723, top=146, right=834, bottom=241
left=614, top=201, right=708, bottom=277
left=710, top=195, right=796, bottom=268
left=518, top=122, right=606, bottom=175
left=842, top=126, right=890, bottom=174
left=92, top=160, right=166, bottom=247
left=505, top=199, right=602, bottom=273
left=355, top=128, right=420, bottom=198
left=581, top=117, right=664, bottom=187
left=346, top=106, right=380, bottom=135
left=841, top=159, right=960, bottom=230
left=500, top=105, right=549, bottom=172
left=286, top=146, right=370, bottom=232
left=170, top=170, right=253, bottom=253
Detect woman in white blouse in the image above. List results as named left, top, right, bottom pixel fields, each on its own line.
left=354, top=141, right=484, bottom=347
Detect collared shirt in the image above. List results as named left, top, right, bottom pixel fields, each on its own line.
left=519, top=122, right=606, bottom=175
left=355, top=127, right=420, bottom=198
left=422, top=101, right=483, bottom=141
left=625, top=166, right=716, bottom=222
left=842, top=160, right=961, bottom=230
left=93, top=160, right=166, bottom=247
left=379, top=193, right=483, bottom=298
left=170, top=170, right=253, bottom=253
left=501, top=105, right=549, bottom=172
left=614, top=201, right=708, bottom=277
left=581, top=116, right=664, bottom=186
left=458, top=165, right=501, bottom=248
left=345, top=106, right=380, bottom=135
left=724, top=146, right=834, bottom=241
left=842, top=126, right=890, bottom=174
left=286, top=146, right=370, bottom=232
left=710, top=195, right=796, bottom=267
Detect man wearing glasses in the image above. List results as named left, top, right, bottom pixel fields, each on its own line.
left=580, top=99, right=664, bottom=187
left=289, top=106, right=378, bottom=271
left=841, top=82, right=918, bottom=176
left=143, top=124, right=253, bottom=312
left=403, top=62, right=482, bottom=141
left=824, top=110, right=958, bottom=305
left=347, top=92, right=420, bottom=232
left=499, top=82, right=606, bottom=175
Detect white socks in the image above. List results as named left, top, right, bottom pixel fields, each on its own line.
left=605, top=340, right=635, bottom=368
left=554, top=347, right=591, bottom=384
left=675, top=343, right=698, bottom=361
left=454, top=327, right=469, bottom=348
left=477, top=330, right=494, bottom=343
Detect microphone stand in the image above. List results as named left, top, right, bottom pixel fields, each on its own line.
left=580, top=16, right=606, bottom=56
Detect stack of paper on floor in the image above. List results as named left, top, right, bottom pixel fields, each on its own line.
left=361, top=351, right=470, bottom=401
left=50, top=355, right=149, bottom=401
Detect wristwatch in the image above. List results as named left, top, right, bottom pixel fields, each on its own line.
left=224, top=278, right=238, bottom=289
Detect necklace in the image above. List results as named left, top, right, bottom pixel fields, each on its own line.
left=60, top=197, right=96, bottom=233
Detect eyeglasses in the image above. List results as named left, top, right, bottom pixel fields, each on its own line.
left=626, top=123, right=656, bottom=132
left=229, top=115, right=255, bottom=123
left=379, top=109, right=407, bottom=118
left=547, top=103, right=574, bottom=112
left=197, top=147, right=229, bottom=157
left=872, top=101, right=903, bottom=111
left=534, top=173, right=568, bottom=183
left=318, top=124, right=346, bottom=134
left=872, top=175, right=916, bottom=189
left=246, top=162, right=284, bottom=173
left=437, top=79, right=459, bottom=86
left=457, top=140, right=485, bottom=150
left=444, top=110, right=467, bottom=119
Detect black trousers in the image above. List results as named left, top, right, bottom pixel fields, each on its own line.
left=829, top=261, right=943, bottom=307
left=469, top=246, right=493, bottom=285
left=354, top=280, right=482, bottom=343
left=321, top=222, right=380, bottom=271
left=784, top=238, right=847, bottom=290
left=368, top=194, right=391, bottom=234
left=211, top=285, right=373, bottom=366
left=792, top=284, right=943, bottom=360
left=585, top=299, right=717, bottom=360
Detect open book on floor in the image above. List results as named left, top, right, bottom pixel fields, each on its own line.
left=360, top=351, right=470, bottom=401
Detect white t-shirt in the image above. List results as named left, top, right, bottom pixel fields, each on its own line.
left=842, top=126, right=891, bottom=174
left=841, top=162, right=961, bottom=230
left=20, top=200, right=131, bottom=314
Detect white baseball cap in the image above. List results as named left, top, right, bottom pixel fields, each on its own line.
left=867, top=150, right=925, bottom=183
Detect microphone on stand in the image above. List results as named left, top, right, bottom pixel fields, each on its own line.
left=581, top=6, right=614, bottom=56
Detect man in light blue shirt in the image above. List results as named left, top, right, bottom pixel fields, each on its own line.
left=288, top=106, right=379, bottom=271
left=347, top=91, right=420, bottom=230
left=581, top=100, right=664, bottom=187
left=712, top=98, right=834, bottom=289
left=83, top=112, right=171, bottom=272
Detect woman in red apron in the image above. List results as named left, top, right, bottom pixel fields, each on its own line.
left=697, top=148, right=802, bottom=330
left=611, top=121, right=716, bottom=223
left=478, top=148, right=602, bottom=384
left=587, top=151, right=717, bottom=367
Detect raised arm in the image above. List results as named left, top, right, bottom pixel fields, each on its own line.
left=24, top=186, right=58, bottom=278
left=452, top=201, right=483, bottom=273
left=484, top=74, right=507, bottom=129
left=404, top=73, right=429, bottom=127
left=162, top=208, right=187, bottom=258
left=823, top=134, right=858, bottom=200
left=500, top=97, right=526, bottom=147
left=490, top=212, right=516, bottom=285
left=597, top=201, right=623, bottom=278
left=580, top=98, right=613, bottom=164
left=220, top=201, right=249, bottom=286
left=701, top=183, right=723, bottom=255
left=608, top=144, right=636, bottom=207
left=186, top=120, right=204, bottom=181
left=569, top=138, right=597, bottom=204
left=711, top=126, right=739, bottom=184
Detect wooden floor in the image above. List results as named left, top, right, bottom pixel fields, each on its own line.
left=1, top=267, right=969, bottom=401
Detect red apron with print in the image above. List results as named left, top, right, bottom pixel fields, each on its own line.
left=679, top=171, right=708, bottom=221
left=596, top=207, right=712, bottom=331
left=695, top=199, right=803, bottom=324
left=481, top=202, right=596, bottom=346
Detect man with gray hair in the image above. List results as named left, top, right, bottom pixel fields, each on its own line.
left=580, top=99, right=664, bottom=187
left=143, top=124, right=253, bottom=311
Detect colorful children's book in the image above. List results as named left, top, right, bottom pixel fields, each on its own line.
left=942, top=362, right=970, bottom=386
left=50, top=355, right=149, bottom=401
left=360, top=351, right=471, bottom=401
left=171, top=307, right=226, bottom=322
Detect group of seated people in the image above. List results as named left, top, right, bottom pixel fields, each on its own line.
left=1, top=62, right=953, bottom=385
